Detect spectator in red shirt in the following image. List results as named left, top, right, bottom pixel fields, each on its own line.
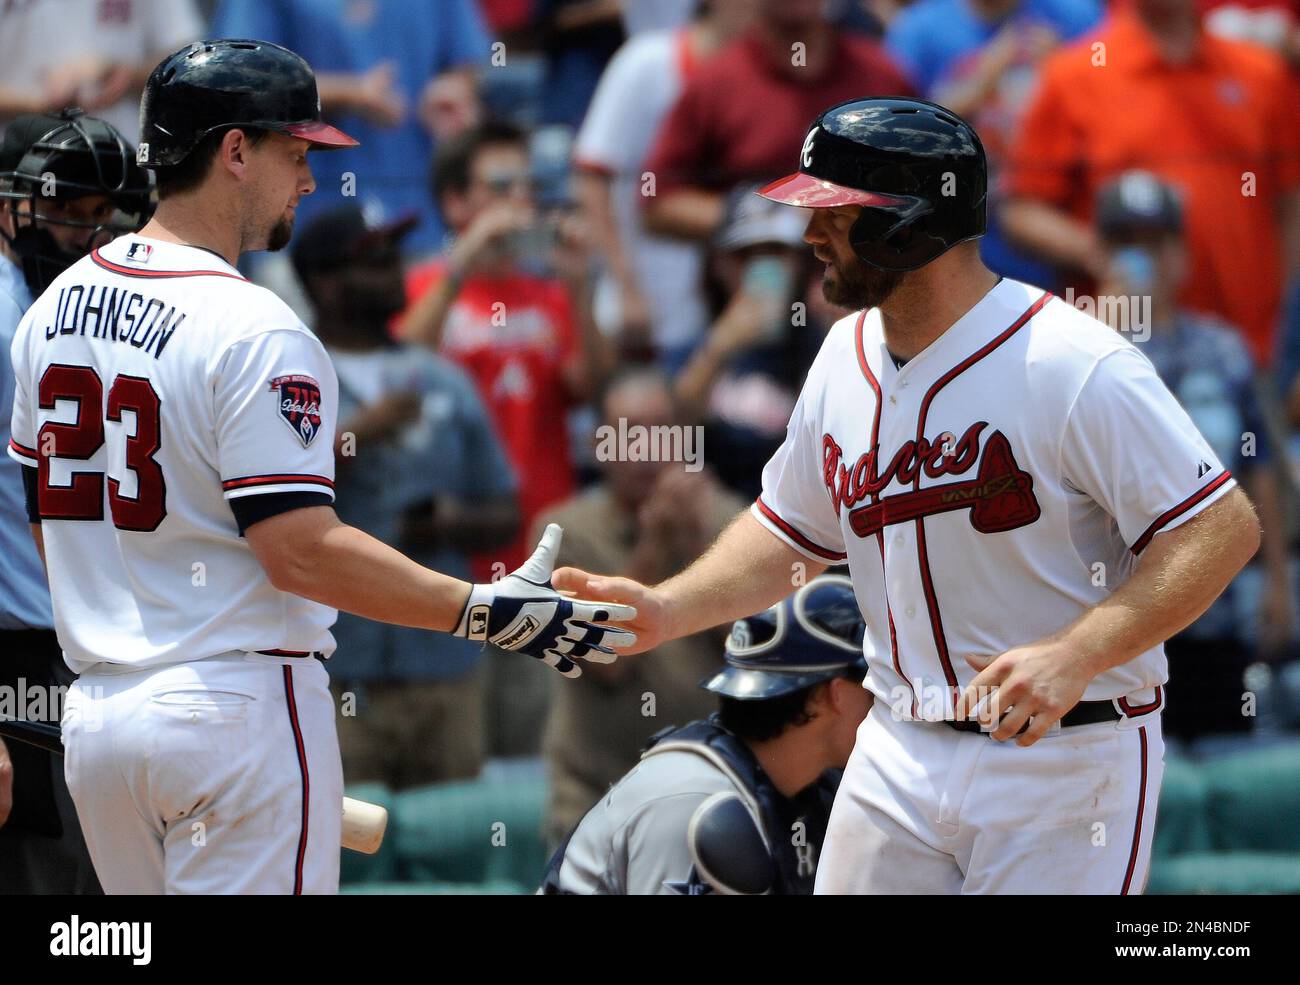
left=397, top=121, right=613, bottom=576
left=640, top=0, right=914, bottom=241
left=1001, top=0, right=1300, bottom=365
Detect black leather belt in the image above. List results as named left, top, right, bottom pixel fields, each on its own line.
left=944, top=698, right=1121, bottom=735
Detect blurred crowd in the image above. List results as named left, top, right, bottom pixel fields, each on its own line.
left=3, top=0, right=1300, bottom=848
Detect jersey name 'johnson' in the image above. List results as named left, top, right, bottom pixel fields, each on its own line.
left=36, top=279, right=187, bottom=359
left=7, top=234, right=340, bottom=673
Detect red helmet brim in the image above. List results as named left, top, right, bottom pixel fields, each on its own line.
left=757, top=172, right=910, bottom=209
left=282, top=120, right=359, bottom=149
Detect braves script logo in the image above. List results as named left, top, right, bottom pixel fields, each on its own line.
left=269, top=375, right=323, bottom=447
left=823, top=421, right=1040, bottom=538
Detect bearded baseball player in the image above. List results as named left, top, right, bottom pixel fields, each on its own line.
left=554, top=96, right=1261, bottom=895
left=6, top=40, right=634, bottom=895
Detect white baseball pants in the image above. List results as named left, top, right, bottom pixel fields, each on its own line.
left=816, top=698, right=1164, bottom=894
left=62, top=652, right=342, bottom=894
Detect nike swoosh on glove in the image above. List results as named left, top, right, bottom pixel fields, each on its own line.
left=453, top=523, right=637, bottom=678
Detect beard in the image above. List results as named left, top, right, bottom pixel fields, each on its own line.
left=266, top=215, right=294, bottom=252
left=822, top=251, right=905, bottom=311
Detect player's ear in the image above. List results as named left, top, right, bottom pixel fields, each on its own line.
left=824, top=677, right=857, bottom=716
left=219, top=128, right=257, bottom=179
left=805, top=679, right=836, bottom=719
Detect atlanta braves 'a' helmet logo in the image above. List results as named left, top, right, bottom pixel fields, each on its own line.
left=801, top=126, right=819, bottom=169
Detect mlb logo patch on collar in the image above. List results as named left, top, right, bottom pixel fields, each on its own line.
left=124, top=242, right=153, bottom=265
left=269, top=374, right=323, bottom=447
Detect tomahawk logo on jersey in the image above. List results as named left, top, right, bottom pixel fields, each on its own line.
left=7, top=235, right=341, bottom=672
left=753, top=279, right=1234, bottom=718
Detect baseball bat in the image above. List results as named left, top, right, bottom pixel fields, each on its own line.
left=0, top=718, right=388, bottom=855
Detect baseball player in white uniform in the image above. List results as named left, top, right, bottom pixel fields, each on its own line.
left=553, top=97, right=1261, bottom=895
left=7, top=40, right=634, bottom=895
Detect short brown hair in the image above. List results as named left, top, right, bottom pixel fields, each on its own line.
left=152, top=126, right=269, bottom=199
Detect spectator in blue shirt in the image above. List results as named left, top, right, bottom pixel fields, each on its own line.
left=885, top=0, right=1102, bottom=288
left=1093, top=170, right=1294, bottom=740
left=212, top=0, right=492, bottom=257
left=534, top=0, right=626, bottom=131
left=292, top=204, right=519, bottom=786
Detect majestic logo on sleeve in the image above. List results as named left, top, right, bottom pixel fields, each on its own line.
left=269, top=375, right=323, bottom=447
left=823, top=421, right=1040, bottom=538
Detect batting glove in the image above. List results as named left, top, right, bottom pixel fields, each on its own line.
left=453, top=523, right=637, bottom=678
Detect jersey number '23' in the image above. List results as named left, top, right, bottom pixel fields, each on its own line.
left=37, top=363, right=167, bottom=532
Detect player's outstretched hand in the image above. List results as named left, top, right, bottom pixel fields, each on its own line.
left=454, top=524, right=637, bottom=678
left=551, top=566, right=667, bottom=657
left=952, top=643, right=1093, bottom=746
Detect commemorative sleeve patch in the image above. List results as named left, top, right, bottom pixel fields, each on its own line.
left=269, top=374, right=324, bottom=447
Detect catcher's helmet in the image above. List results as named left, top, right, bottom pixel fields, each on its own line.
left=0, top=108, right=152, bottom=293
left=759, top=96, right=986, bottom=272
left=703, top=575, right=867, bottom=700
left=138, top=39, right=358, bottom=168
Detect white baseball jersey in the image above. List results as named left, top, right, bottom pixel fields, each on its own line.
left=7, top=235, right=339, bottom=673
left=753, top=278, right=1234, bottom=719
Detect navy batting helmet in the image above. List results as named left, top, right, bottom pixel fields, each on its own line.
left=758, top=96, right=987, bottom=272
left=138, top=39, right=358, bottom=168
left=703, top=575, right=867, bottom=700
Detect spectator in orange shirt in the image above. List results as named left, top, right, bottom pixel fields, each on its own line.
left=640, top=0, right=914, bottom=242
left=396, top=121, right=613, bottom=577
left=1002, top=0, right=1300, bottom=365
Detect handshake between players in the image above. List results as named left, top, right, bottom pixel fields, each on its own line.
left=453, top=522, right=637, bottom=677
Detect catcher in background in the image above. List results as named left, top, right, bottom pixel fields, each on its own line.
left=0, top=109, right=150, bottom=894
left=541, top=574, right=873, bottom=895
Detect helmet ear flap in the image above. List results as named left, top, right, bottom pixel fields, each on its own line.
left=848, top=206, right=927, bottom=272
left=847, top=210, right=869, bottom=262
left=884, top=217, right=919, bottom=253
